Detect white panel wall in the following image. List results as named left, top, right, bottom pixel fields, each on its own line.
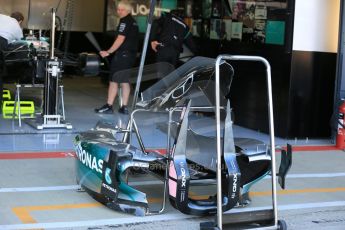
left=293, top=0, right=340, bottom=53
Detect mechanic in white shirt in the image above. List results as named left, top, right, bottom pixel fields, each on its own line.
left=0, top=12, right=24, bottom=46
left=0, top=11, right=24, bottom=111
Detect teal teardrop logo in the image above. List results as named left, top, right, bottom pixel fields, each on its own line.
left=105, top=168, right=112, bottom=184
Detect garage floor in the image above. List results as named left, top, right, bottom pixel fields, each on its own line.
left=1, top=76, right=344, bottom=230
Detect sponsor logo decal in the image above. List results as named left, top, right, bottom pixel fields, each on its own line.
left=179, top=161, right=187, bottom=201
left=231, top=174, right=238, bottom=199
left=101, top=182, right=117, bottom=193
left=181, top=167, right=186, bottom=187
left=75, top=142, right=103, bottom=173
left=132, top=4, right=150, bottom=16
left=119, top=23, right=126, bottom=32
left=230, top=159, right=238, bottom=199
left=105, top=168, right=112, bottom=184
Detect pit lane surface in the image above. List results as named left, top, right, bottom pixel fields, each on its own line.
left=1, top=149, right=345, bottom=229
left=1, top=77, right=344, bottom=229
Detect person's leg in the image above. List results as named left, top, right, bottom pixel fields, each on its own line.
left=94, top=81, right=117, bottom=113
left=115, top=51, right=136, bottom=114
left=118, top=82, right=130, bottom=114
left=107, top=81, right=118, bottom=105
left=120, top=82, right=130, bottom=106
left=95, top=54, right=120, bottom=113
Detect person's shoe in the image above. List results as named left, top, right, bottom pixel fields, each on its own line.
left=118, top=105, right=129, bottom=114
left=95, top=104, right=113, bottom=113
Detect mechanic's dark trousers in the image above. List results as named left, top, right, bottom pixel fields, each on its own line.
left=156, top=46, right=180, bottom=67
left=0, top=36, right=8, bottom=112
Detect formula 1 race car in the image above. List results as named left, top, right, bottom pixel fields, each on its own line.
left=74, top=56, right=292, bottom=217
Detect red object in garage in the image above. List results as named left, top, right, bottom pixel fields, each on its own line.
left=336, top=101, right=345, bottom=149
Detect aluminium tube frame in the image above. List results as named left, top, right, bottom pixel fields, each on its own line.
left=131, top=0, right=157, bottom=110
left=50, top=8, right=56, bottom=59
left=214, top=55, right=278, bottom=230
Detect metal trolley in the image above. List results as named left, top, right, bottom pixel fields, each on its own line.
left=200, top=55, right=287, bottom=230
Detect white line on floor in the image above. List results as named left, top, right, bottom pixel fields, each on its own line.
left=0, top=185, right=81, bottom=193
left=286, top=172, right=345, bottom=178
left=1, top=201, right=345, bottom=229
left=1, top=172, right=345, bottom=193
left=224, top=201, right=345, bottom=213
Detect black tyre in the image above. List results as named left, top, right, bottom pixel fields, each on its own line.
left=278, top=220, right=287, bottom=230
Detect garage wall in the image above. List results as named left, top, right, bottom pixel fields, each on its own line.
left=287, top=0, right=341, bottom=137
left=293, top=0, right=340, bottom=53
left=0, top=0, right=104, bottom=32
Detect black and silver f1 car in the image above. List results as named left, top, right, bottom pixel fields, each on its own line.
left=74, top=57, right=292, bottom=216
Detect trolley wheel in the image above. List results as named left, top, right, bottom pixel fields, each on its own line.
left=278, top=220, right=287, bottom=230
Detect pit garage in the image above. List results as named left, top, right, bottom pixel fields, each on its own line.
left=1, top=0, right=345, bottom=230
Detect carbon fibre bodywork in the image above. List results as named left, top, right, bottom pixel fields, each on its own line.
left=74, top=57, right=292, bottom=216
